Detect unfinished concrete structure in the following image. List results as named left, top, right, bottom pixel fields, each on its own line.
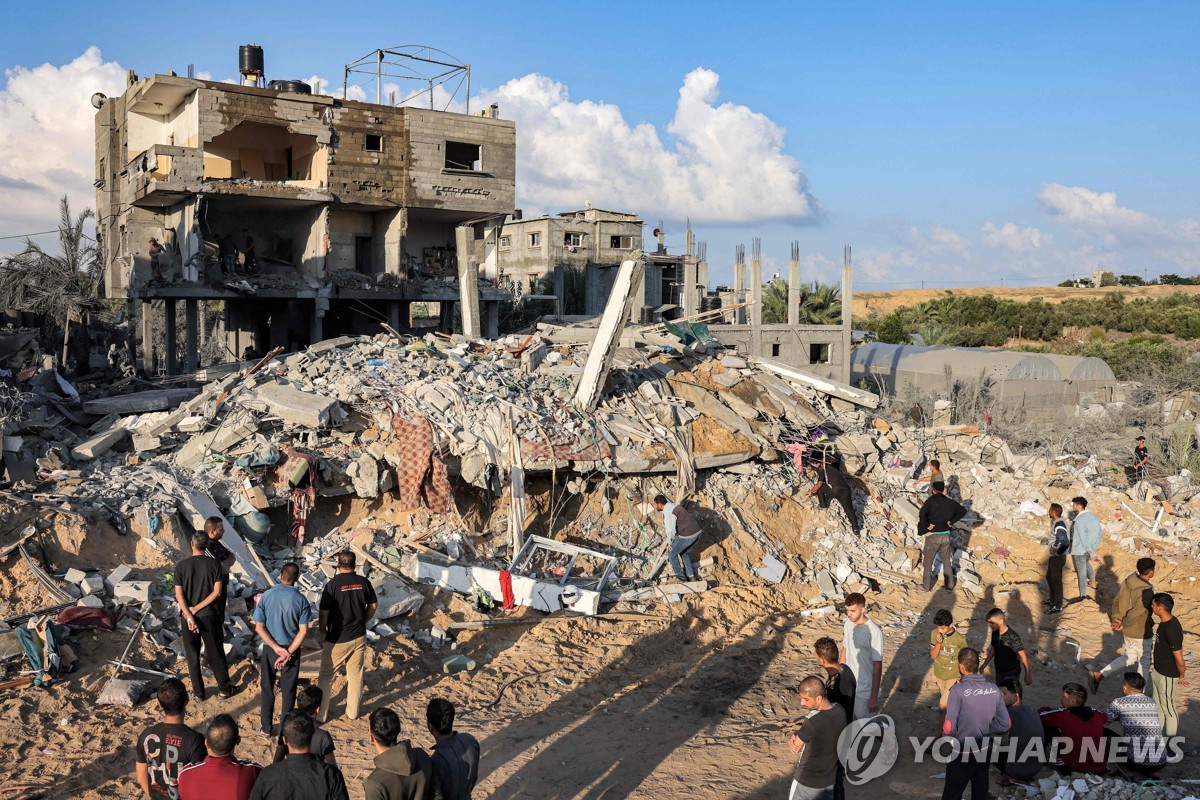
left=94, top=45, right=515, bottom=374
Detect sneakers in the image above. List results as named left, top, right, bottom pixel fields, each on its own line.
left=191, top=691, right=205, bottom=704
left=1087, top=672, right=1101, bottom=694
left=1047, top=604, right=1063, bottom=614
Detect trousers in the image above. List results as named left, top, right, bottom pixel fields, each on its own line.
left=818, top=487, right=860, bottom=534
left=1046, top=555, right=1066, bottom=606
left=941, top=752, right=988, bottom=800
left=668, top=534, right=700, bottom=579
left=259, top=646, right=300, bottom=732
left=1072, top=555, right=1095, bottom=599
left=180, top=614, right=231, bottom=697
left=1099, top=635, right=1152, bottom=687
left=1152, top=670, right=1179, bottom=736
left=922, top=533, right=954, bottom=590
left=318, top=636, right=366, bottom=722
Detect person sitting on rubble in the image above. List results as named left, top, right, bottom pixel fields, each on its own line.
left=1104, top=672, right=1168, bottom=776
left=807, top=450, right=861, bottom=536
left=1039, top=683, right=1109, bottom=775
left=243, top=345, right=258, bottom=362
left=653, top=494, right=702, bottom=582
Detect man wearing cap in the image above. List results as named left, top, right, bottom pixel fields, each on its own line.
left=1131, top=435, right=1149, bottom=485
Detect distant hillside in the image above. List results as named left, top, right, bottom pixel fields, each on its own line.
left=853, top=284, right=1200, bottom=318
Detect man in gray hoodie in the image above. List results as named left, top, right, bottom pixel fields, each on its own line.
left=1069, top=496, right=1102, bottom=602
left=364, top=708, right=433, bottom=800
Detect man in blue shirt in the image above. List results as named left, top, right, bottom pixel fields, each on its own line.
left=253, top=562, right=313, bottom=737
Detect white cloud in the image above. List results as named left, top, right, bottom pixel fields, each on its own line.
left=981, top=220, right=1044, bottom=252
left=479, top=68, right=818, bottom=225
left=0, top=47, right=125, bottom=241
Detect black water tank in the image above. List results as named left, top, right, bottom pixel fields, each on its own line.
left=269, top=79, right=312, bottom=94
left=239, top=44, right=264, bottom=76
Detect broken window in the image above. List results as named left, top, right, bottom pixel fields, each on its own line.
left=528, top=232, right=542, bottom=247
left=445, top=141, right=482, bottom=171
left=771, top=343, right=782, bottom=358
left=205, top=121, right=321, bottom=182
left=809, top=343, right=831, bottom=364
left=365, top=134, right=383, bottom=152
left=609, top=235, right=636, bottom=249
left=564, top=232, right=583, bottom=248
left=499, top=235, right=511, bottom=249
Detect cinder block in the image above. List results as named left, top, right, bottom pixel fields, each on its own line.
left=64, top=568, right=87, bottom=584
left=80, top=575, right=106, bottom=596
left=113, top=580, right=152, bottom=603
left=106, top=564, right=133, bottom=586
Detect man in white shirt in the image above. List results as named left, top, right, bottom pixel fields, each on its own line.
left=840, top=592, right=883, bottom=718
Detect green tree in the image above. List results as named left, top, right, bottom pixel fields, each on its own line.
left=1098, top=271, right=1118, bottom=287
left=872, top=312, right=910, bottom=344
left=1118, top=274, right=1146, bottom=286
left=761, top=280, right=841, bottom=325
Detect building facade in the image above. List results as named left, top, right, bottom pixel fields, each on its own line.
left=494, top=208, right=643, bottom=292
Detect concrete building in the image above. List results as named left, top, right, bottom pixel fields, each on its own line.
left=94, top=49, right=515, bottom=374
left=495, top=207, right=643, bottom=292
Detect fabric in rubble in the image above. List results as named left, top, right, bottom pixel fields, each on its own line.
left=389, top=413, right=450, bottom=512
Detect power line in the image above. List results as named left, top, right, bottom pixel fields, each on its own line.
left=0, top=230, right=60, bottom=241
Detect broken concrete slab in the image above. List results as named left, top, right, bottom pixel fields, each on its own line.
left=251, top=382, right=339, bottom=427
left=82, top=388, right=199, bottom=416
left=71, top=426, right=129, bottom=461
left=113, top=581, right=152, bottom=602
left=574, top=259, right=644, bottom=412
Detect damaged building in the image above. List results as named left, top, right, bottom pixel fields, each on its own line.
left=94, top=45, right=516, bottom=374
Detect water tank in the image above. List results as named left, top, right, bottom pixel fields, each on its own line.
left=239, top=45, right=264, bottom=77
left=269, top=79, right=311, bottom=94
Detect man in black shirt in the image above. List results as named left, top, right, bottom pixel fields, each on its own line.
left=203, top=516, right=234, bottom=623
left=1151, top=592, right=1188, bottom=737
left=175, top=531, right=233, bottom=700
left=135, top=677, right=208, bottom=798
left=317, top=551, right=376, bottom=722
left=1131, top=435, right=1149, bottom=485
left=788, top=675, right=847, bottom=800
left=248, top=711, right=348, bottom=800
left=918, top=481, right=967, bottom=591
left=813, top=636, right=857, bottom=722
left=427, top=698, right=481, bottom=800
left=808, top=451, right=861, bottom=535
left=980, top=608, right=1033, bottom=687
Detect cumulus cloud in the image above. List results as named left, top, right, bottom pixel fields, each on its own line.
left=479, top=68, right=818, bottom=225
left=981, top=220, right=1044, bottom=252
left=0, top=47, right=125, bottom=239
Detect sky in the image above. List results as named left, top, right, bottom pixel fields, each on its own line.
left=1, top=1, right=1198, bottom=289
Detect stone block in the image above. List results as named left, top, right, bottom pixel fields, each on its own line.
left=80, top=574, right=106, bottom=596
left=76, top=594, right=104, bottom=609
left=64, top=568, right=87, bottom=584
left=106, top=564, right=133, bottom=587
left=113, top=580, right=152, bottom=603
left=72, top=426, right=129, bottom=461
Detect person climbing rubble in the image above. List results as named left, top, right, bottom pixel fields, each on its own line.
left=918, top=481, right=967, bottom=591
left=653, top=494, right=702, bottom=582
left=806, top=449, right=861, bottom=536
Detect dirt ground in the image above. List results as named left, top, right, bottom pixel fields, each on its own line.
left=0, top=482, right=1195, bottom=799
left=854, top=284, right=1200, bottom=318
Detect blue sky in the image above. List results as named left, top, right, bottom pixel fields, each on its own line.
left=1, top=1, right=1198, bottom=288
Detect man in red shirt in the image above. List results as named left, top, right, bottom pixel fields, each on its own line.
left=1039, top=683, right=1109, bottom=774
left=178, top=713, right=261, bottom=800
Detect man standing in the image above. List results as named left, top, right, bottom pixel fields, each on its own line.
left=840, top=593, right=883, bottom=718
left=1150, top=592, right=1188, bottom=736
left=135, top=677, right=208, bottom=798
left=427, top=698, right=480, bottom=800
left=364, top=707, right=434, bottom=800
left=203, top=517, right=234, bottom=625
left=318, top=551, right=376, bottom=722
left=1088, top=557, right=1155, bottom=694
left=995, top=680, right=1042, bottom=785
left=174, top=531, right=233, bottom=701
left=918, top=482, right=967, bottom=591
left=1044, top=503, right=1070, bottom=613
left=1131, top=435, right=1149, bottom=485
left=980, top=608, right=1032, bottom=687
left=248, top=711, right=349, bottom=800
left=653, top=494, right=702, bottom=582
left=930, top=609, right=968, bottom=725
left=178, top=714, right=261, bottom=800
left=787, top=676, right=847, bottom=800
left=254, top=562, right=313, bottom=737
left=813, top=636, right=857, bottom=722
left=1069, top=496, right=1102, bottom=602
left=1105, top=672, right=1169, bottom=775
left=219, top=233, right=238, bottom=275
left=149, top=238, right=166, bottom=283
left=808, top=452, right=861, bottom=535
left=941, top=648, right=1010, bottom=800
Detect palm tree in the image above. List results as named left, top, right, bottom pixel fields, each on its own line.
left=761, top=280, right=842, bottom=325
left=0, top=196, right=101, bottom=335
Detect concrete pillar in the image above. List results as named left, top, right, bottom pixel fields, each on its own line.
left=126, top=299, right=138, bottom=367
left=225, top=302, right=242, bottom=361
left=841, top=249, right=854, bottom=384
left=455, top=226, right=482, bottom=338
left=269, top=302, right=288, bottom=351
left=310, top=300, right=324, bottom=343
left=484, top=301, right=499, bottom=338
left=552, top=265, right=566, bottom=315
left=733, top=248, right=747, bottom=325
left=788, top=241, right=801, bottom=326
left=629, top=261, right=646, bottom=324
left=184, top=298, right=199, bottom=372
left=438, top=301, right=457, bottom=333
left=387, top=300, right=402, bottom=331
left=683, top=259, right=699, bottom=318
left=749, top=249, right=763, bottom=358
left=140, top=299, right=155, bottom=375
left=164, top=300, right=178, bottom=376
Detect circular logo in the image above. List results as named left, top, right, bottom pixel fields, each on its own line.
left=837, top=714, right=899, bottom=785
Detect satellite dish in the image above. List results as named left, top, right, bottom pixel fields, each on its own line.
left=652, top=228, right=662, bottom=238
left=91, top=93, right=108, bottom=109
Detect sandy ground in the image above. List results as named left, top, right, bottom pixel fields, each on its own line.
left=854, top=284, right=1200, bottom=319
left=0, top=483, right=1196, bottom=799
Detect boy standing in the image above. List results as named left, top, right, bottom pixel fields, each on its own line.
left=930, top=609, right=968, bottom=724
left=840, top=593, right=883, bottom=717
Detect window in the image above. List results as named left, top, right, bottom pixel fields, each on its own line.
left=564, top=232, right=583, bottom=248
left=771, top=343, right=782, bottom=358
left=445, top=141, right=482, bottom=171
left=610, top=235, right=636, bottom=249
left=809, top=343, right=831, bottom=364
left=528, top=232, right=542, bottom=247
left=365, top=134, right=383, bottom=152
left=499, top=235, right=511, bottom=249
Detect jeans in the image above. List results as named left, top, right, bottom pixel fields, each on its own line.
left=941, top=752, right=988, bottom=800
left=259, top=645, right=300, bottom=733
left=180, top=614, right=231, bottom=697
left=1072, top=555, right=1095, bottom=598
left=668, top=534, right=700, bottom=580
left=1099, top=635, right=1152, bottom=687
left=922, top=533, right=954, bottom=590
left=318, top=636, right=366, bottom=722
left=1046, top=555, right=1066, bottom=606
left=1152, top=670, right=1179, bottom=736
left=222, top=253, right=236, bottom=273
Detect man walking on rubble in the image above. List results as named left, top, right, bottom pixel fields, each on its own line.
left=175, top=531, right=234, bottom=701
left=318, top=551, right=377, bottom=722
left=807, top=450, right=861, bottom=535
left=1069, top=496, right=1102, bottom=603
left=919, top=481, right=967, bottom=591
left=654, top=494, right=702, bottom=582
left=1131, top=435, right=1149, bottom=486
left=1088, top=557, right=1155, bottom=694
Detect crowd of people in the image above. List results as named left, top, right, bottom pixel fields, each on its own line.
left=135, top=516, right=482, bottom=798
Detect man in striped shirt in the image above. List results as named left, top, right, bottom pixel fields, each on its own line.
left=1106, top=672, right=1169, bottom=775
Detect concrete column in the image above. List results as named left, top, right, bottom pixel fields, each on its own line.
left=750, top=255, right=763, bottom=358
left=269, top=302, right=288, bottom=351
left=484, top=301, right=499, bottom=338
left=310, top=300, right=324, bottom=343
left=455, top=226, right=482, bottom=338
left=164, top=300, right=178, bottom=376
left=439, top=301, right=457, bottom=333
left=184, top=298, right=199, bottom=372
left=788, top=241, right=801, bottom=326
left=733, top=254, right=747, bottom=325
left=225, top=302, right=242, bottom=361
left=552, top=265, right=566, bottom=314
left=126, top=299, right=138, bottom=367
left=140, top=299, right=155, bottom=374
left=387, top=300, right=402, bottom=331
left=629, top=261, right=646, bottom=324
left=683, top=259, right=699, bottom=318
left=841, top=251, right=854, bottom=384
